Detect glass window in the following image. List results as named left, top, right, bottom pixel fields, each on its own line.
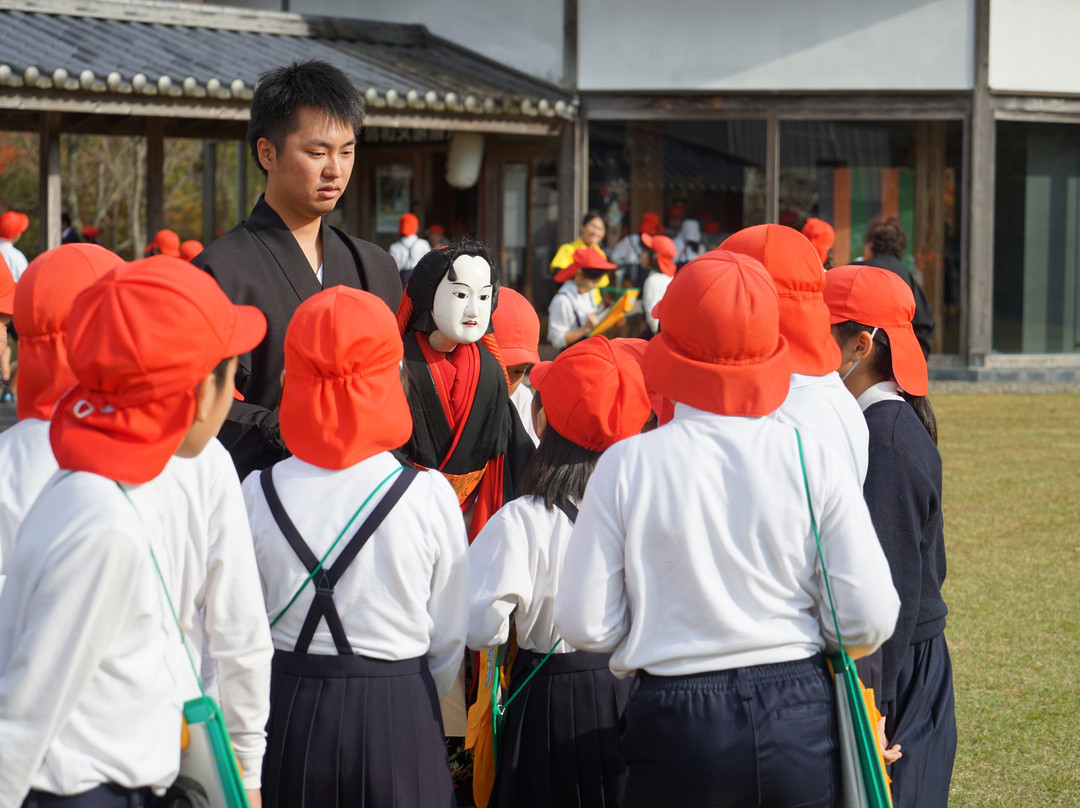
left=588, top=119, right=767, bottom=258
left=780, top=120, right=963, bottom=354
left=994, top=121, right=1080, bottom=354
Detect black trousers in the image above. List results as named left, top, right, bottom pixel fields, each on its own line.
left=620, top=655, right=839, bottom=808
left=886, top=633, right=956, bottom=808
left=22, top=785, right=151, bottom=808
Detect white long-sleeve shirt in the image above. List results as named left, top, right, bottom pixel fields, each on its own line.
left=775, top=372, right=870, bottom=485
left=547, top=281, right=601, bottom=350
left=468, top=495, right=578, bottom=655
left=642, top=270, right=672, bottom=334
left=554, top=404, right=899, bottom=679
left=0, top=423, right=272, bottom=787
left=0, top=240, right=27, bottom=281
left=0, top=472, right=182, bottom=804
left=389, top=235, right=432, bottom=272
left=510, top=384, right=539, bottom=447
left=243, top=453, right=469, bottom=698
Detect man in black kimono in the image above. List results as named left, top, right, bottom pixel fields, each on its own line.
left=194, top=60, right=401, bottom=478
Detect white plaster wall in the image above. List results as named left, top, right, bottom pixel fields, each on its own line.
left=989, top=0, right=1080, bottom=94
left=578, top=0, right=975, bottom=92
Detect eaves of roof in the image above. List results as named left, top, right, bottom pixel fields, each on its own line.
left=0, top=0, right=578, bottom=122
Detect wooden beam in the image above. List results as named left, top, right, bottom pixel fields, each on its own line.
left=967, top=0, right=994, bottom=364
left=236, top=140, right=249, bottom=225
left=146, top=119, right=165, bottom=240
left=914, top=121, right=947, bottom=354
left=202, top=140, right=216, bottom=245
left=563, top=0, right=578, bottom=89
left=557, top=119, right=578, bottom=247
left=765, top=110, right=779, bottom=224
left=38, top=111, right=60, bottom=252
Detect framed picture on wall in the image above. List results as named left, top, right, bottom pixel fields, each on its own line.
left=375, top=163, right=413, bottom=234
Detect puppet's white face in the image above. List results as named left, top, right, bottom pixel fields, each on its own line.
left=432, top=255, right=493, bottom=345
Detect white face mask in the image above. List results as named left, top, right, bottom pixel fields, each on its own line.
left=841, top=326, right=878, bottom=381
left=432, top=255, right=494, bottom=346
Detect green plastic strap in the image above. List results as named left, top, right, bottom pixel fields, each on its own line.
left=496, top=638, right=562, bottom=715
left=794, top=429, right=848, bottom=666
left=117, top=482, right=206, bottom=698
left=270, top=465, right=404, bottom=628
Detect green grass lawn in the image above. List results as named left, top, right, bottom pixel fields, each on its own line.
left=937, top=393, right=1080, bottom=806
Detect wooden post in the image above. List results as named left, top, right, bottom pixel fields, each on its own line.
left=967, top=0, right=994, bottom=364
left=914, top=121, right=947, bottom=354
left=38, top=112, right=61, bottom=252
left=146, top=119, right=165, bottom=243
left=766, top=110, right=780, bottom=224
left=236, top=140, right=249, bottom=226
left=558, top=120, right=579, bottom=246
left=627, top=121, right=664, bottom=230
left=202, top=139, right=216, bottom=244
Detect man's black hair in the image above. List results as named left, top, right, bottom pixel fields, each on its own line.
left=247, top=60, right=366, bottom=177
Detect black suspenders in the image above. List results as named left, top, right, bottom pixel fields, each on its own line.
left=259, top=466, right=419, bottom=655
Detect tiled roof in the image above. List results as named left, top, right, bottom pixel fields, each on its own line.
left=0, top=0, right=577, bottom=119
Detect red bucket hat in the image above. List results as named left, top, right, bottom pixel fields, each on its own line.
left=180, top=239, right=204, bottom=262
left=637, top=212, right=663, bottom=236
left=800, top=217, right=835, bottom=265
left=720, top=224, right=841, bottom=376
left=0, top=212, right=29, bottom=241
left=491, top=287, right=541, bottom=367
left=0, top=252, right=14, bottom=314
left=144, top=228, right=181, bottom=258
left=641, top=232, right=677, bottom=277
left=281, top=286, right=413, bottom=470
left=528, top=336, right=651, bottom=452
left=14, top=244, right=124, bottom=421
left=824, top=265, right=928, bottom=397
left=554, top=247, right=616, bottom=283
left=644, top=250, right=791, bottom=416
left=50, top=256, right=266, bottom=484
left=399, top=212, right=419, bottom=236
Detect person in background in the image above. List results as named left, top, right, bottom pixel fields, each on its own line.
left=550, top=211, right=608, bottom=282
left=664, top=203, right=684, bottom=237
left=610, top=212, right=662, bottom=287
left=468, top=337, right=650, bottom=808
left=391, top=212, right=432, bottom=285
left=0, top=256, right=14, bottom=406
left=801, top=217, right=836, bottom=269
left=0, top=212, right=29, bottom=281
left=180, top=239, right=204, bottom=262
left=491, top=287, right=542, bottom=447
left=640, top=232, right=677, bottom=338
left=547, top=248, right=616, bottom=351
left=674, top=218, right=705, bottom=266
left=554, top=250, right=899, bottom=808
left=80, top=226, right=101, bottom=245
left=192, top=59, right=400, bottom=479
left=826, top=264, right=955, bottom=808
left=144, top=228, right=181, bottom=258
left=426, top=223, right=447, bottom=249
left=862, top=216, right=935, bottom=358
left=60, top=213, right=81, bottom=245
left=245, top=286, right=465, bottom=807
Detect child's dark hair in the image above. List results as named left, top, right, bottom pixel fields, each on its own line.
left=518, top=391, right=602, bottom=512
left=864, top=216, right=908, bottom=260
left=248, top=60, right=365, bottom=177
left=834, top=321, right=937, bottom=444
left=211, top=357, right=232, bottom=386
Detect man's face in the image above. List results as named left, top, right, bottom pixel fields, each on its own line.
left=259, top=105, right=356, bottom=223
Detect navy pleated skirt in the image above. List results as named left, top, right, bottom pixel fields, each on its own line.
left=885, top=633, right=956, bottom=808
left=491, top=649, right=634, bottom=808
left=263, top=650, right=455, bottom=808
